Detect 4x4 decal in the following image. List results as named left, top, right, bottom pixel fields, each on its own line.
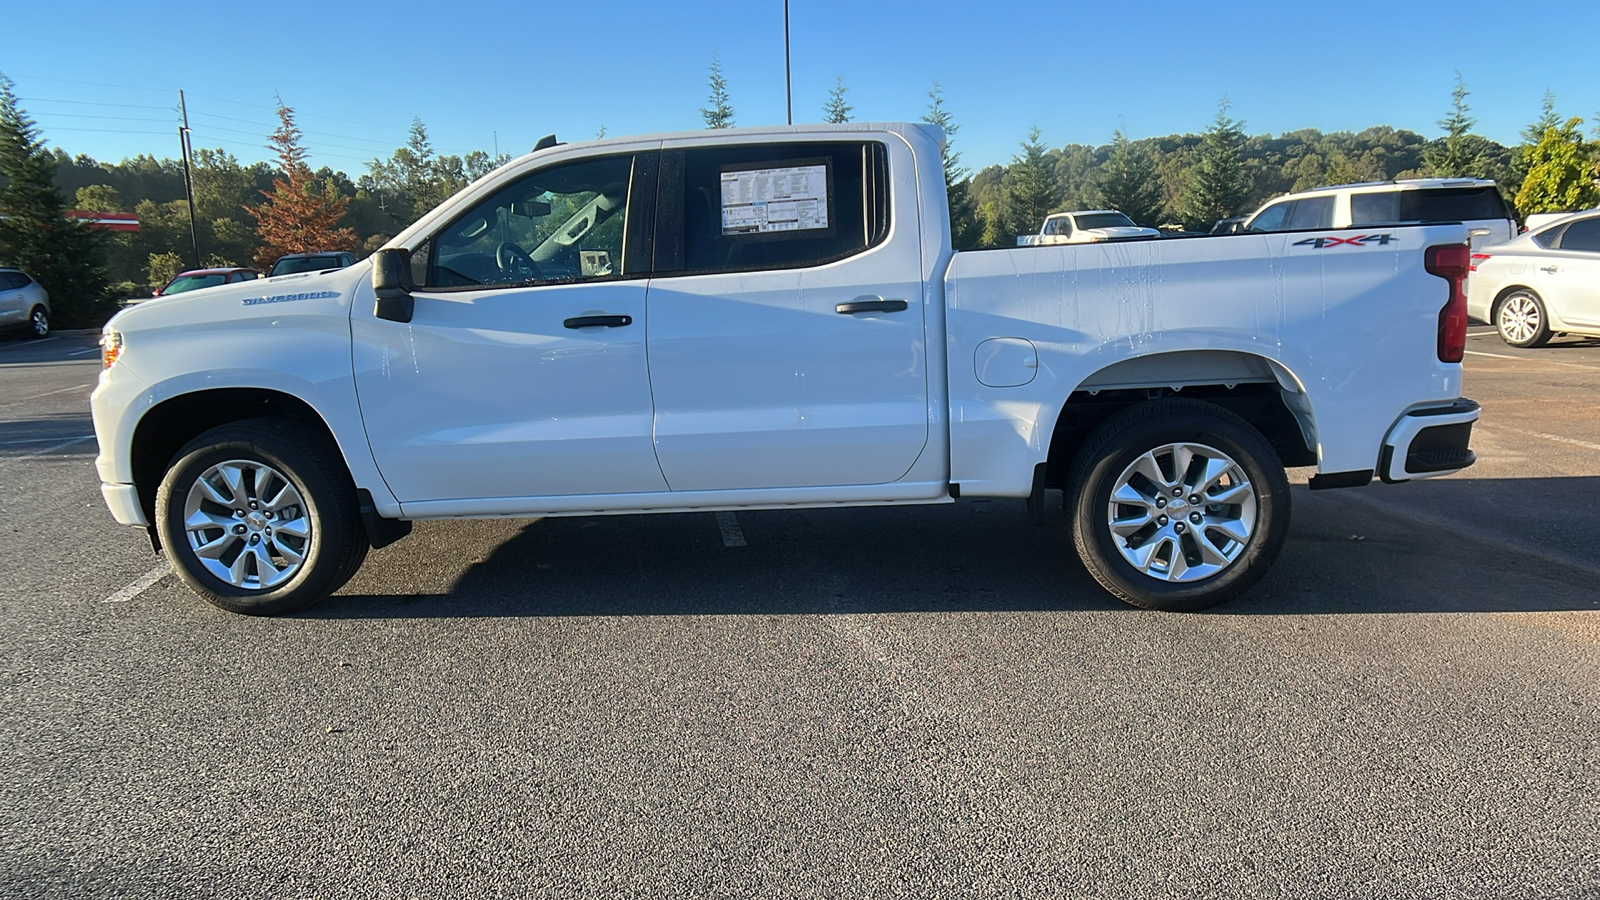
left=1293, top=234, right=1397, bottom=248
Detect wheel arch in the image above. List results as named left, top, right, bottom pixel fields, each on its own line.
left=130, top=388, right=348, bottom=526
left=1041, top=350, right=1318, bottom=488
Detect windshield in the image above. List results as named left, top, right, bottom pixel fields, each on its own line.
left=1075, top=212, right=1137, bottom=230
left=270, top=256, right=346, bottom=277
left=162, top=273, right=228, bottom=294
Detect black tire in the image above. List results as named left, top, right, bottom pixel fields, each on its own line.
left=1066, top=399, right=1291, bottom=612
left=155, top=419, right=364, bottom=616
left=1494, top=289, right=1552, bottom=348
left=26, top=305, right=48, bottom=339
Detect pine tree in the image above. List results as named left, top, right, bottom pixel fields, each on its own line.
left=701, top=54, right=735, bottom=129
left=1007, top=126, right=1057, bottom=236
left=1512, top=90, right=1562, bottom=191
left=0, top=73, right=109, bottom=325
left=823, top=76, right=852, bottom=124
left=1179, top=99, right=1251, bottom=231
left=1096, top=129, right=1164, bottom=226
left=921, top=82, right=977, bottom=247
left=1423, top=73, right=1483, bottom=177
left=1515, top=117, right=1600, bottom=214
left=247, top=102, right=356, bottom=269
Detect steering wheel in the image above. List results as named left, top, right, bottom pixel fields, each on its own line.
left=496, top=241, right=541, bottom=281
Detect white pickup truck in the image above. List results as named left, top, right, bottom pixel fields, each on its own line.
left=1017, top=210, right=1162, bottom=246
left=91, top=123, right=1479, bottom=616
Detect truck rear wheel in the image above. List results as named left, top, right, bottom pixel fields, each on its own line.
left=1067, top=400, right=1290, bottom=611
left=155, top=419, right=364, bottom=616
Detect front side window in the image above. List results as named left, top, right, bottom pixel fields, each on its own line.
left=1556, top=217, right=1600, bottom=253
left=664, top=141, right=888, bottom=276
left=1249, top=202, right=1291, bottom=232
left=427, top=154, right=633, bottom=289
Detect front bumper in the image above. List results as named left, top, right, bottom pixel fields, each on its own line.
left=1379, top=398, right=1479, bottom=483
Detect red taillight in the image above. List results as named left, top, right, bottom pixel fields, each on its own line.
left=1469, top=252, right=1491, bottom=272
left=1426, top=244, right=1470, bottom=363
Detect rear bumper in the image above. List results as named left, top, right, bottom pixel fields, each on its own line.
left=1379, top=398, right=1479, bottom=483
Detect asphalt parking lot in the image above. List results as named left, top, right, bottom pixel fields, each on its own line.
left=1, top=328, right=1596, bottom=899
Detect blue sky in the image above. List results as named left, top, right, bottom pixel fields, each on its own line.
left=7, top=0, right=1599, bottom=178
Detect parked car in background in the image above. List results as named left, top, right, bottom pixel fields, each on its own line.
left=1467, top=211, right=1600, bottom=347
left=0, top=267, right=50, bottom=338
left=1244, top=178, right=1517, bottom=249
left=267, top=251, right=356, bottom=278
left=155, top=267, right=260, bottom=298
left=1211, top=216, right=1249, bottom=234
left=1018, top=210, right=1161, bottom=246
left=1523, top=208, right=1599, bottom=233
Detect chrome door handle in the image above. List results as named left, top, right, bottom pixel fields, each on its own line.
left=836, top=297, right=908, bottom=314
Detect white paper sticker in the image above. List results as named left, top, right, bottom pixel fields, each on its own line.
left=720, top=164, right=829, bottom=235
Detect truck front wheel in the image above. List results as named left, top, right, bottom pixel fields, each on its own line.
left=1067, top=400, right=1290, bottom=611
left=155, top=419, right=364, bottom=616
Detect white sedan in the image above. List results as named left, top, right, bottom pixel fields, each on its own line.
left=1468, top=212, right=1600, bottom=347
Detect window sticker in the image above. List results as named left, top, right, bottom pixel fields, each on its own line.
left=720, top=159, right=832, bottom=236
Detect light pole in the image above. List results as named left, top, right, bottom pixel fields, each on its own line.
left=784, top=0, right=792, bottom=125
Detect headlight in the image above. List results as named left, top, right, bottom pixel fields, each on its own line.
left=101, top=330, right=123, bottom=369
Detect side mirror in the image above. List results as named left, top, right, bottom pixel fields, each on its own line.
left=372, top=248, right=415, bottom=323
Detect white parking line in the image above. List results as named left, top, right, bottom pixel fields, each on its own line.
left=1464, top=349, right=1600, bottom=371
left=1486, top=426, right=1600, bottom=454
left=102, top=565, right=170, bottom=603
left=67, top=347, right=100, bottom=356
left=0, top=434, right=96, bottom=468
left=715, top=512, right=747, bottom=547
left=1, top=383, right=94, bottom=405
left=0, top=337, right=57, bottom=352
left=1464, top=349, right=1519, bottom=360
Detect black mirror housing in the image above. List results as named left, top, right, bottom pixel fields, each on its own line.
left=372, top=248, right=415, bottom=323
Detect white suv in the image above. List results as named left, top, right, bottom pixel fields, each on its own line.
left=1244, top=178, right=1517, bottom=249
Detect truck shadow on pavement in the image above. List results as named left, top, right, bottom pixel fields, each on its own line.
left=312, top=477, right=1600, bottom=619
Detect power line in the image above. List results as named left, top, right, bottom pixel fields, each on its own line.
left=18, top=96, right=176, bottom=111
left=40, top=126, right=174, bottom=135
left=29, top=111, right=176, bottom=124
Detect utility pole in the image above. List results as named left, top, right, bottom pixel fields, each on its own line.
left=177, top=90, right=201, bottom=269
left=784, top=0, right=793, bottom=125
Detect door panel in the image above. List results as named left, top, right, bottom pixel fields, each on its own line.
left=644, top=139, right=928, bottom=492
left=353, top=281, right=664, bottom=502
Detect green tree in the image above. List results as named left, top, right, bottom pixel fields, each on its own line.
left=701, top=54, right=735, bottom=129
left=1423, top=73, right=1483, bottom=177
left=1515, top=117, right=1599, bottom=214
left=823, top=76, right=852, bottom=124
left=1178, top=99, right=1251, bottom=230
left=1007, top=126, right=1057, bottom=236
left=0, top=74, right=110, bottom=325
left=1096, top=129, right=1163, bottom=225
left=921, top=82, right=977, bottom=247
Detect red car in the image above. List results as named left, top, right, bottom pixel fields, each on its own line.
left=155, top=267, right=261, bottom=297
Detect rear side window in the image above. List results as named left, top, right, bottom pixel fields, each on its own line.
left=660, top=141, right=889, bottom=275
left=0, top=272, right=27, bottom=290
left=1399, top=187, right=1508, bottom=223
left=1350, top=191, right=1399, bottom=225
left=1287, top=196, right=1334, bottom=229
left=1557, top=217, right=1600, bottom=252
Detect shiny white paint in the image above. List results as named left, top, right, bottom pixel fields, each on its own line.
left=351, top=278, right=667, bottom=503
left=92, top=122, right=1475, bottom=535
left=944, top=225, right=1471, bottom=495
left=645, top=133, right=929, bottom=492
left=91, top=267, right=400, bottom=517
